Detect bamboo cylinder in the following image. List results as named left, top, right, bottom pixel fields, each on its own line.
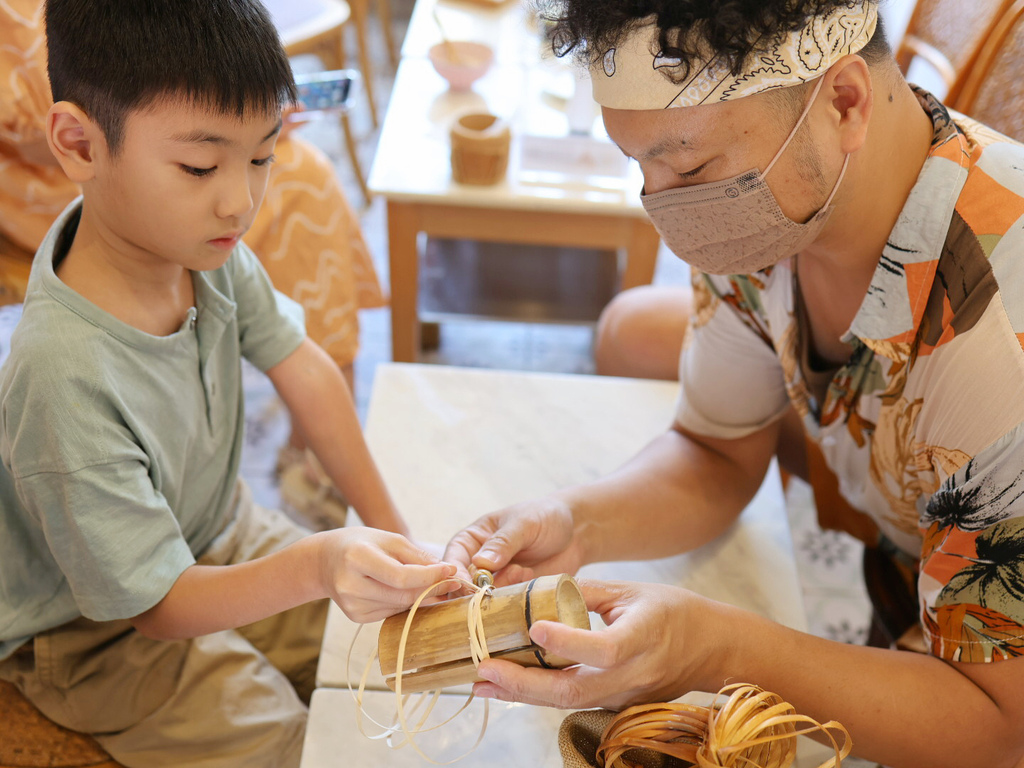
left=378, top=574, right=590, bottom=693
left=449, top=111, right=510, bottom=186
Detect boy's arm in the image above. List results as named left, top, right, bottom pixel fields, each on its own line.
left=265, top=338, right=409, bottom=536
left=130, top=527, right=454, bottom=640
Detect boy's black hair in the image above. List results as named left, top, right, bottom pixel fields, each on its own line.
left=544, top=0, right=891, bottom=83
left=45, top=0, right=297, bottom=154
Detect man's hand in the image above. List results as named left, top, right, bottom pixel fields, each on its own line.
left=471, top=579, right=717, bottom=711
left=443, top=495, right=584, bottom=587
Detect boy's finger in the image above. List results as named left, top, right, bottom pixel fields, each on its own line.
left=387, top=535, right=447, bottom=566
left=344, top=575, right=457, bottom=615
left=417, top=579, right=464, bottom=604
left=358, top=549, right=455, bottom=590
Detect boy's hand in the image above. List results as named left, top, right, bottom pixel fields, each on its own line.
left=316, top=528, right=457, bottom=623
left=414, top=539, right=446, bottom=562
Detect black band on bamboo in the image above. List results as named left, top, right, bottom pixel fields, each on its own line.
left=524, top=578, right=555, bottom=668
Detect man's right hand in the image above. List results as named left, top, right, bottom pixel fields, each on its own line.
left=442, top=494, right=586, bottom=586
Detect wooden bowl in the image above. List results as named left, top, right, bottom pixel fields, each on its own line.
left=428, top=41, right=494, bottom=91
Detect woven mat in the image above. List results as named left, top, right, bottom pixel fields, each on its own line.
left=0, top=681, right=116, bottom=768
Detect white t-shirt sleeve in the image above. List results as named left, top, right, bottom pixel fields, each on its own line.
left=674, top=274, right=791, bottom=439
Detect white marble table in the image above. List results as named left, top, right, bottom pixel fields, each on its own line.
left=316, top=364, right=806, bottom=689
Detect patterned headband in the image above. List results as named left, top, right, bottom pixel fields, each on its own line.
left=590, top=2, right=878, bottom=109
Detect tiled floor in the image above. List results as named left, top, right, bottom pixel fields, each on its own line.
left=241, top=0, right=895, bottom=646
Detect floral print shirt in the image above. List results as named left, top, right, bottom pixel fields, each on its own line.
left=676, top=90, right=1024, bottom=663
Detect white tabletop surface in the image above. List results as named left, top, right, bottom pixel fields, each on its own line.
left=301, top=688, right=855, bottom=768
left=367, top=58, right=645, bottom=212
left=316, top=364, right=807, bottom=690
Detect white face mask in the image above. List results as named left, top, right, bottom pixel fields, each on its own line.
left=640, top=76, right=849, bottom=275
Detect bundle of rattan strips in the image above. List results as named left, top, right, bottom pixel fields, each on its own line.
left=596, top=683, right=851, bottom=768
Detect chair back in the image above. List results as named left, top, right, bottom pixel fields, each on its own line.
left=895, top=0, right=1013, bottom=101
left=949, top=0, right=1024, bottom=142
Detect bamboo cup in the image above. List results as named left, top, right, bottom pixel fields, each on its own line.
left=378, top=574, right=590, bottom=693
left=449, top=111, right=511, bottom=185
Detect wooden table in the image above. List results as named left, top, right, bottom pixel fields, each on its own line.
left=371, top=33, right=659, bottom=361
left=300, top=364, right=821, bottom=765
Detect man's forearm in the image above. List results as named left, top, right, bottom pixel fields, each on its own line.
left=560, top=426, right=774, bottom=565
left=711, top=605, right=1024, bottom=768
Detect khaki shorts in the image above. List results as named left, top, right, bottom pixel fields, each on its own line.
left=0, top=480, right=328, bottom=768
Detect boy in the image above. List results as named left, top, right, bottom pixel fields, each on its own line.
left=0, top=1, right=454, bottom=766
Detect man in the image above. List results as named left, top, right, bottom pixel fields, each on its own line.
left=444, top=1, right=1024, bottom=765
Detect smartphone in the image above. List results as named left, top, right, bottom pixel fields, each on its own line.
left=290, top=69, right=360, bottom=120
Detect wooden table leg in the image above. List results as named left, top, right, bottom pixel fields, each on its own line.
left=621, top=219, right=661, bottom=289
left=347, top=0, right=379, bottom=128
left=387, top=201, right=420, bottom=362
left=376, top=0, right=399, bottom=68
left=339, top=112, right=372, bottom=205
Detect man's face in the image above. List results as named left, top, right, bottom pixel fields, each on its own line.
left=603, top=90, right=834, bottom=262
left=88, top=97, right=281, bottom=272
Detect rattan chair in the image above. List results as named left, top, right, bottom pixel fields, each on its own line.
left=895, top=0, right=1014, bottom=102
left=947, top=0, right=1024, bottom=141
left=0, top=679, right=121, bottom=768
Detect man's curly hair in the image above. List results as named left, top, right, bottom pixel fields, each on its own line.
left=545, top=0, right=888, bottom=81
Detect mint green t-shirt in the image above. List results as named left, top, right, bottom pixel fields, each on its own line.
left=0, top=200, right=305, bottom=660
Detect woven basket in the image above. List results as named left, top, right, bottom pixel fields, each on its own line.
left=559, top=709, right=689, bottom=768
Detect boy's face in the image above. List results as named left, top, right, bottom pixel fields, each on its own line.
left=88, top=96, right=282, bottom=272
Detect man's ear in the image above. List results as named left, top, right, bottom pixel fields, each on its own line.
left=46, top=101, right=105, bottom=183
left=824, top=54, right=874, bottom=156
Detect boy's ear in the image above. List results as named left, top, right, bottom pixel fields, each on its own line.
left=46, top=101, right=105, bottom=183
